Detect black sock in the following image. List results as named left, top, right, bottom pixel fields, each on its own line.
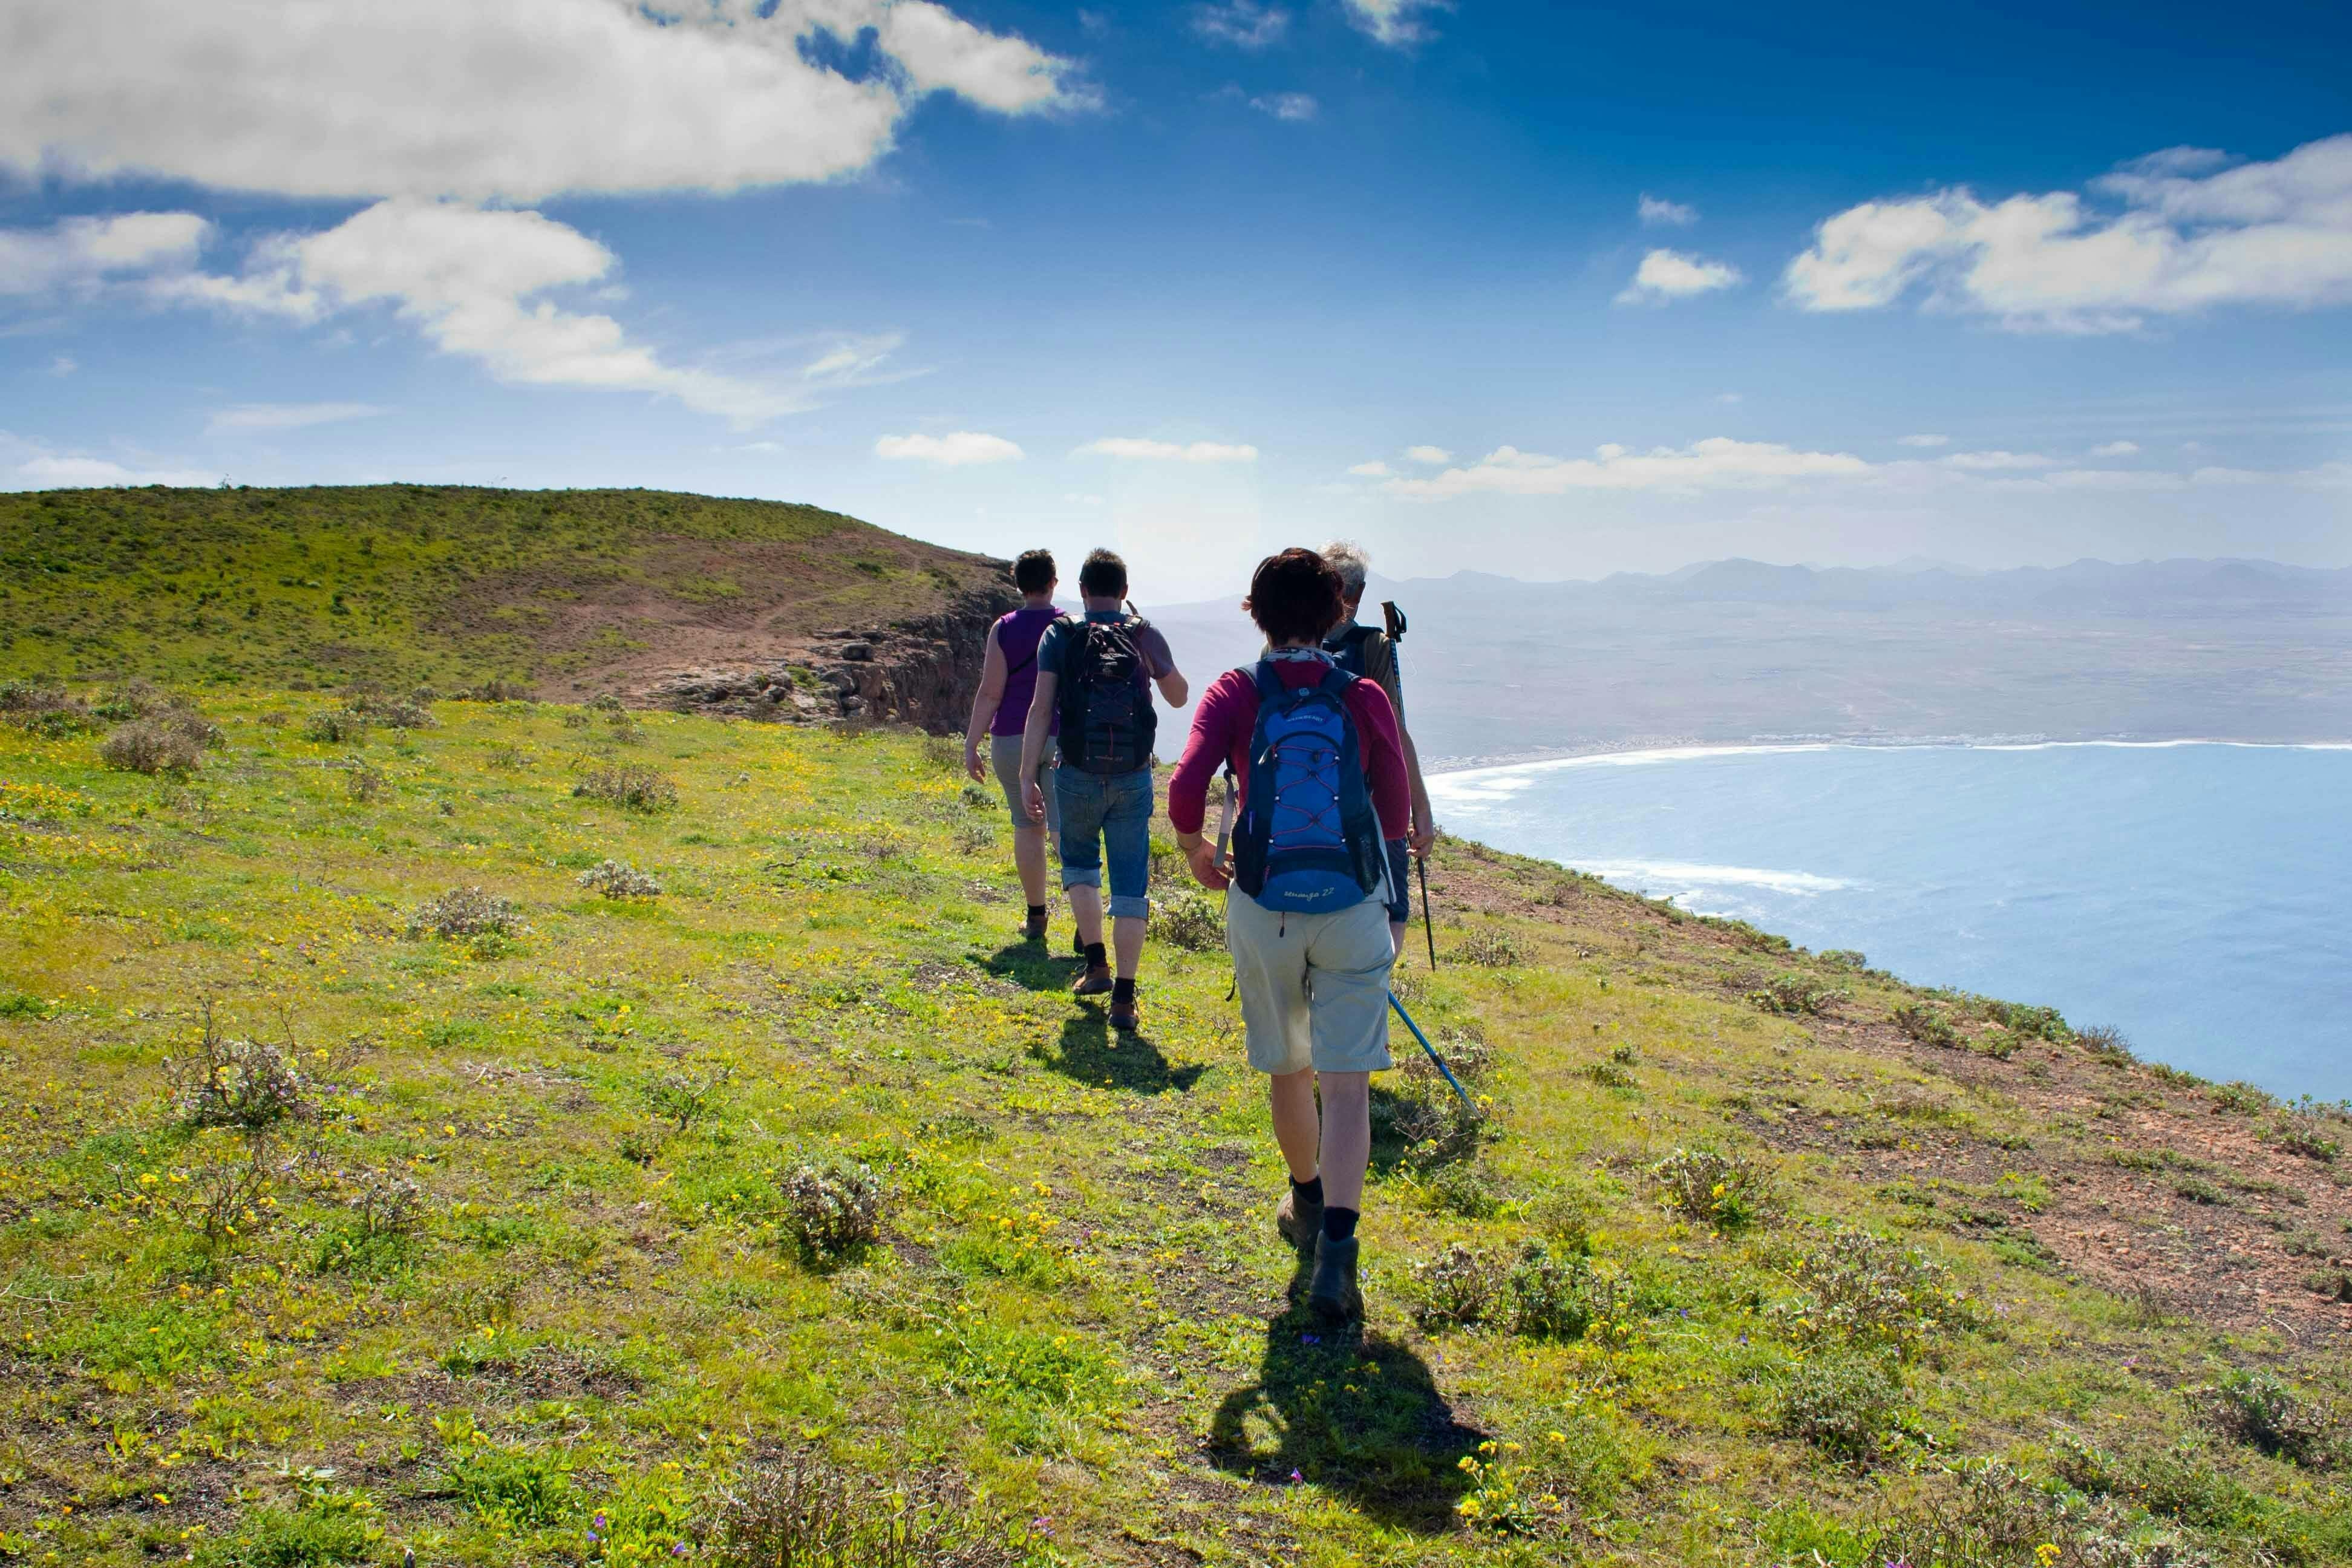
left=1292, top=1174, right=1324, bottom=1207
left=1112, top=977, right=1136, bottom=1005
left=1084, top=941, right=1106, bottom=968
left=1323, top=1206, right=1359, bottom=1243
left=1025, top=903, right=1047, bottom=919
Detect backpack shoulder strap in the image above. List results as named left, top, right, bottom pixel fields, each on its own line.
left=1002, top=611, right=1064, bottom=680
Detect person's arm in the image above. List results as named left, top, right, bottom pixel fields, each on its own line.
left=962, top=623, right=1006, bottom=782
left=1143, top=626, right=1188, bottom=709
left=1349, top=682, right=1411, bottom=842
left=1018, top=669, right=1058, bottom=825
left=1169, top=673, right=1238, bottom=889
left=1402, top=726, right=1435, bottom=858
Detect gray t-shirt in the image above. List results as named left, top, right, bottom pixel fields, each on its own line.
left=1036, top=612, right=1176, bottom=687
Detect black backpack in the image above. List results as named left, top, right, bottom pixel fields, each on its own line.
left=1324, top=622, right=1382, bottom=679
left=1059, top=615, right=1157, bottom=774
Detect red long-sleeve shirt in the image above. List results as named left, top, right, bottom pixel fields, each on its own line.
left=1168, top=660, right=1410, bottom=839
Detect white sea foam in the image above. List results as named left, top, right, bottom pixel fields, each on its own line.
left=1568, top=858, right=1853, bottom=897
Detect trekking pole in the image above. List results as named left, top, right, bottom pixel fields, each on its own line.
left=1417, top=855, right=1437, bottom=970
left=1388, top=991, right=1478, bottom=1117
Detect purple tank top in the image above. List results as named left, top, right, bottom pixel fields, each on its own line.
left=991, top=606, right=1062, bottom=736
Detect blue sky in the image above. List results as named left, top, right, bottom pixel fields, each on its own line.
left=3, top=0, right=2348, bottom=597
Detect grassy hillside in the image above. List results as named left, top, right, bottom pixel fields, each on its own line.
left=5, top=691, right=2352, bottom=1566
left=0, top=487, right=1007, bottom=696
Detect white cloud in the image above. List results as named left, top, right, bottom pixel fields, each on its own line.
left=1896, top=433, right=1951, bottom=447
left=1075, top=437, right=1258, bottom=463
left=1615, top=249, right=1743, bottom=305
left=0, top=213, right=207, bottom=295
left=10, top=454, right=217, bottom=489
left=1385, top=437, right=1871, bottom=498
left=1639, top=194, right=1699, bottom=227
left=1194, top=1, right=1289, bottom=48
left=1340, top=0, right=1448, bottom=45
left=1, top=0, right=1086, bottom=204
left=49, top=355, right=76, bottom=376
left=874, top=430, right=1023, bottom=465
left=208, top=401, right=385, bottom=433
left=1348, top=460, right=1393, bottom=477
left=1403, top=445, right=1452, bottom=465
left=2089, top=439, right=2141, bottom=457
left=1714, top=391, right=1743, bottom=405
left=1784, top=133, right=2352, bottom=332
left=1939, top=449, right=2056, bottom=470
left=1250, top=93, right=1319, bottom=122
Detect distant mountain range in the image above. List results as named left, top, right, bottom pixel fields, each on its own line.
left=1146, top=558, right=2352, bottom=765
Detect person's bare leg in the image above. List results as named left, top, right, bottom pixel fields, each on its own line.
left=1268, top=1068, right=1321, bottom=1183
left=1013, top=823, right=1050, bottom=908
left=1111, top=913, right=1146, bottom=980
left=1067, top=884, right=1105, bottom=947
left=1315, top=1071, right=1372, bottom=1213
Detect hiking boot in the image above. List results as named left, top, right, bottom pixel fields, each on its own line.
left=1275, top=1187, right=1323, bottom=1254
left=1072, top=962, right=1114, bottom=997
left=1308, top=1232, right=1361, bottom=1321
left=1022, top=909, right=1048, bottom=941
left=1109, top=991, right=1140, bottom=1032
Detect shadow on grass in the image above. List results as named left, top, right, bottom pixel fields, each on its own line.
left=975, top=938, right=1082, bottom=994
left=1206, top=1257, right=1487, bottom=1532
left=1029, top=1011, right=1206, bottom=1096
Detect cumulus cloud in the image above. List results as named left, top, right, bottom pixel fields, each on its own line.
left=6, top=449, right=218, bottom=489
left=1938, top=449, right=2055, bottom=470
left=1404, top=445, right=1452, bottom=465
left=1783, top=133, right=2352, bottom=332
left=1347, top=460, right=1393, bottom=477
left=873, top=430, right=1023, bottom=465
left=1075, top=437, right=1258, bottom=463
left=1340, top=0, right=1448, bottom=45
left=0, top=213, right=206, bottom=296
left=1638, top=194, right=1699, bottom=227
left=1194, top=1, right=1289, bottom=48
left=1615, top=249, right=1743, bottom=305
left=1385, top=437, right=1871, bottom=498
left=1250, top=93, right=1319, bottom=122
left=2089, top=439, right=2141, bottom=457
left=50, top=356, right=76, bottom=376
left=1896, top=433, right=1950, bottom=447
left=0, top=0, right=1086, bottom=203
left=209, top=402, right=385, bottom=433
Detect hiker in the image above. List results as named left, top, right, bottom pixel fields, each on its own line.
left=1015, top=548, right=1187, bottom=1031
left=1168, top=547, right=1411, bottom=1321
left=963, top=549, right=1067, bottom=942
left=1320, top=541, right=1436, bottom=956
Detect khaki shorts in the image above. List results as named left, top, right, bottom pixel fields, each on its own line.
left=1226, top=889, right=1395, bottom=1076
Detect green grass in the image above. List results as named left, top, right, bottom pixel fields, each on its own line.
left=2, top=693, right=2350, bottom=1565
left=0, top=485, right=1003, bottom=694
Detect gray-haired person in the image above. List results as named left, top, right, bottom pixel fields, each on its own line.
left=1319, top=541, right=1436, bottom=954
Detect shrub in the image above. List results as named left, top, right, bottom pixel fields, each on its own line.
left=1772, top=1227, right=1973, bottom=1360
left=780, top=1158, right=883, bottom=1263
left=302, top=711, right=370, bottom=745
left=100, top=717, right=207, bottom=774
left=2274, top=1115, right=2342, bottom=1163
left=169, top=1007, right=309, bottom=1132
left=408, top=886, right=519, bottom=939
left=1457, top=927, right=1527, bottom=967
left=448, top=1444, right=575, bottom=1529
left=579, top=858, right=662, bottom=899
left=1819, top=949, right=1869, bottom=971
left=2076, top=1023, right=2135, bottom=1062
left=644, top=1067, right=730, bottom=1132
left=1419, top=1160, right=1506, bottom=1219
left=1506, top=1242, right=1620, bottom=1340
left=2210, top=1080, right=2271, bottom=1115
left=1777, top=1354, right=1904, bottom=1463
left=573, top=764, right=678, bottom=811
left=1891, top=1001, right=1958, bottom=1047
left=1749, top=970, right=1847, bottom=1016
left=2197, top=1368, right=2345, bottom=1467
left=1151, top=890, right=1224, bottom=953
left=193, top=1494, right=374, bottom=1567
left=1412, top=1244, right=1503, bottom=1331
left=704, top=1454, right=1016, bottom=1568
left=0, top=676, right=98, bottom=736
left=561, top=709, right=593, bottom=730
left=344, top=764, right=386, bottom=803
left=1981, top=999, right=2071, bottom=1042
left=1651, top=1145, right=1775, bottom=1230
left=2051, top=1429, right=2259, bottom=1530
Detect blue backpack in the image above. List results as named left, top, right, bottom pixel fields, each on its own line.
left=1232, top=661, right=1384, bottom=913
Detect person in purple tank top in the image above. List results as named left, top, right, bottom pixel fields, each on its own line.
left=964, top=549, right=1068, bottom=942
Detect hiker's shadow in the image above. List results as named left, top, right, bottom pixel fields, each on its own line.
left=1029, top=1011, right=1205, bottom=1096
left=976, top=939, right=1078, bottom=995
left=1206, top=1258, right=1488, bottom=1530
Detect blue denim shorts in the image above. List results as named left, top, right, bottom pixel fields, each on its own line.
left=1056, top=766, right=1154, bottom=918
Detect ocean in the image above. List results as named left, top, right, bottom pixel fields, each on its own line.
left=1425, top=742, right=2352, bottom=1100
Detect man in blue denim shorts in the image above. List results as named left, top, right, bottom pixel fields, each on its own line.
left=1015, top=549, right=1187, bottom=1032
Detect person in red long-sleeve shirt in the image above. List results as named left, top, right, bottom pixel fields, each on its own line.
left=1168, top=548, right=1408, bottom=1321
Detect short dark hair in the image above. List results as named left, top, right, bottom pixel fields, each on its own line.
left=1013, top=549, right=1055, bottom=595
left=1248, top=547, right=1345, bottom=646
left=1077, top=548, right=1127, bottom=599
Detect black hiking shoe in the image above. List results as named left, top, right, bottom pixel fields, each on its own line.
left=1109, top=993, right=1140, bottom=1032
left=1276, top=1188, right=1322, bottom=1255
left=1308, top=1233, right=1361, bottom=1321
left=1072, top=962, right=1114, bottom=997
left=1022, top=909, right=1048, bottom=942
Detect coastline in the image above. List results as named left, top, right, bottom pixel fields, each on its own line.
left=1424, top=733, right=2352, bottom=777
